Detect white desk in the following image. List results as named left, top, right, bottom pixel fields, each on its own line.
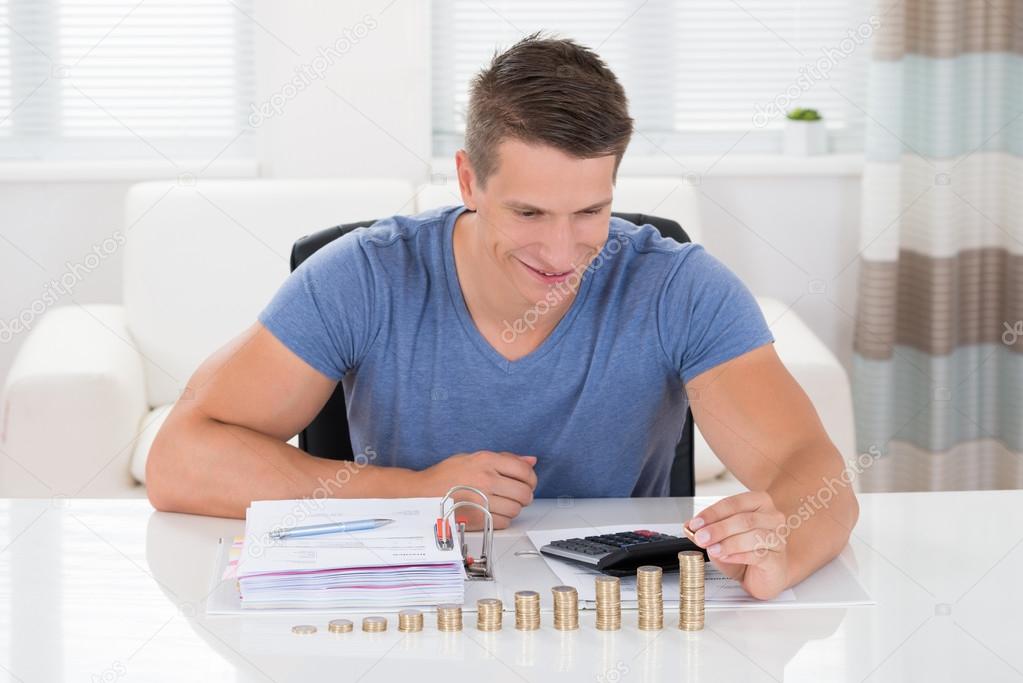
left=1, top=491, right=1021, bottom=682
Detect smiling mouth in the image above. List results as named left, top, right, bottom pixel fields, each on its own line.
left=519, top=259, right=572, bottom=278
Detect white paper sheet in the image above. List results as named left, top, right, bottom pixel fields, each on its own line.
left=527, top=523, right=873, bottom=609
left=226, top=497, right=466, bottom=611
left=236, top=498, right=463, bottom=576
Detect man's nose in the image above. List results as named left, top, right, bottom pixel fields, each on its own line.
left=541, top=217, right=577, bottom=271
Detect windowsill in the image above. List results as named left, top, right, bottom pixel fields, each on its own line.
left=0, top=159, right=261, bottom=182
left=431, top=153, right=864, bottom=178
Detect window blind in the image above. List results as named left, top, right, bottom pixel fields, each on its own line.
left=1, top=0, right=255, bottom=161
left=432, top=0, right=870, bottom=157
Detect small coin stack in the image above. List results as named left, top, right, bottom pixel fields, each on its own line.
left=291, top=624, right=317, bottom=635
left=678, top=550, right=705, bottom=631
left=397, top=609, right=424, bottom=632
left=636, top=565, right=664, bottom=631
left=552, top=585, right=579, bottom=630
left=514, top=590, right=541, bottom=630
left=594, top=575, right=621, bottom=631
left=328, top=618, right=353, bottom=634
left=362, top=616, right=387, bottom=632
left=476, top=598, right=503, bottom=631
left=436, top=603, right=463, bottom=632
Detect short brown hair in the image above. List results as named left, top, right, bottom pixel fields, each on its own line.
left=464, top=31, right=634, bottom=189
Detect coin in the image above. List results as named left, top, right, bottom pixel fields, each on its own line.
left=291, top=624, right=317, bottom=635
left=436, top=603, right=464, bottom=632
left=678, top=550, right=705, bottom=631
left=552, top=584, right=579, bottom=631
left=327, top=618, right=353, bottom=634
left=362, top=616, right=388, bottom=632
left=595, top=575, right=621, bottom=631
left=636, top=565, right=664, bottom=631
left=476, top=598, right=503, bottom=631
left=514, top=590, right=541, bottom=631
left=397, top=609, right=424, bottom=632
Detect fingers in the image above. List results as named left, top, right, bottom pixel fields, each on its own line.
left=490, top=451, right=538, bottom=490
left=690, top=510, right=784, bottom=549
left=488, top=488, right=527, bottom=516
left=491, top=476, right=534, bottom=508
left=688, top=491, right=773, bottom=532
left=704, top=528, right=781, bottom=561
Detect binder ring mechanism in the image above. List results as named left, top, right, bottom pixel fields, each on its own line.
left=434, top=485, right=494, bottom=581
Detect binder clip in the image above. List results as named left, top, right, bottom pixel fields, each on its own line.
left=434, top=485, right=495, bottom=581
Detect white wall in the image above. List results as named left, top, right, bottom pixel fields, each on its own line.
left=0, top=0, right=862, bottom=396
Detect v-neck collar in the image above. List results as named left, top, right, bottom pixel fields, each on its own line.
left=442, top=205, right=596, bottom=374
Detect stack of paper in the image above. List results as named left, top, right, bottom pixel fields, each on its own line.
left=233, top=498, right=466, bottom=610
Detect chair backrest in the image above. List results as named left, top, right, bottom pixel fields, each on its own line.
left=291, top=210, right=697, bottom=497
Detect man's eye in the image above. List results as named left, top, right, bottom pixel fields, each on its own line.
left=516, top=210, right=537, bottom=218
left=582, top=209, right=602, bottom=216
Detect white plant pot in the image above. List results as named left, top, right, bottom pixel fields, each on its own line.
left=784, top=119, right=828, bottom=156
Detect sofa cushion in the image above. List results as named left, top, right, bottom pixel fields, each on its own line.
left=124, top=179, right=416, bottom=408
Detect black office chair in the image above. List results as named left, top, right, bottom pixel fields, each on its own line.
left=290, top=211, right=697, bottom=497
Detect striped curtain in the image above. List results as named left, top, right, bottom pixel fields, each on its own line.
left=853, top=0, right=1023, bottom=491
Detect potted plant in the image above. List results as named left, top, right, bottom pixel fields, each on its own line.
left=784, top=107, right=827, bottom=156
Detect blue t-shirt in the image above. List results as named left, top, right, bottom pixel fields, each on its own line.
left=258, top=205, right=773, bottom=498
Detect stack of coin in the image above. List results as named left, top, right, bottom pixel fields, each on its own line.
left=327, top=618, right=353, bottom=634
left=552, top=585, right=579, bottom=630
left=594, top=575, right=621, bottom=631
left=397, top=609, right=424, bottom=632
left=476, top=598, right=503, bottom=631
left=291, top=624, right=317, bottom=635
left=436, top=603, right=463, bottom=632
left=636, top=565, right=664, bottom=630
left=678, top=550, right=705, bottom=631
left=362, top=616, right=387, bottom=632
left=514, top=590, right=541, bottom=630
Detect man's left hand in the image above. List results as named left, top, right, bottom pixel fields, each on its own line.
left=685, top=490, right=789, bottom=600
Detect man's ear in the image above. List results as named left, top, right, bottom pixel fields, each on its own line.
left=454, top=149, right=477, bottom=210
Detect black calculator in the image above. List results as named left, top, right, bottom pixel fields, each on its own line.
left=539, top=529, right=708, bottom=576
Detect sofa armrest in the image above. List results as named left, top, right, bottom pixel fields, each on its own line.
left=0, top=304, right=148, bottom=497
left=693, top=297, right=856, bottom=486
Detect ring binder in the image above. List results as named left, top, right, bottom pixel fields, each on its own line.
left=434, top=485, right=495, bottom=581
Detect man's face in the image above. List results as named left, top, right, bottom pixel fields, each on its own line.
left=458, top=139, right=615, bottom=309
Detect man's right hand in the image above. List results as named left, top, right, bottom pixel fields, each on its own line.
left=417, top=450, right=538, bottom=530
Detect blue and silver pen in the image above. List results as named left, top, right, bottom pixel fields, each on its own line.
left=269, top=517, right=394, bottom=540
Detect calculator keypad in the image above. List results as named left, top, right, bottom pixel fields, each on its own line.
left=548, top=530, right=677, bottom=557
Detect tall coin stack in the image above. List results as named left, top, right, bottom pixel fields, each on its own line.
left=476, top=598, right=503, bottom=631
left=636, top=565, right=664, bottom=631
left=514, top=590, right=541, bottom=630
left=552, top=585, right=579, bottom=630
left=594, top=575, right=621, bottom=631
left=677, top=550, right=705, bottom=631
left=397, top=609, right=424, bottom=632
left=436, top=603, right=463, bottom=632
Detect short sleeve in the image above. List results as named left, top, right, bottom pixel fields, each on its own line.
left=257, top=231, right=378, bottom=381
left=657, top=243, right=774, bottom=384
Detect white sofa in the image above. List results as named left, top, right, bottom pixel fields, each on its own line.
left=0, top=178, right=854, bottom=499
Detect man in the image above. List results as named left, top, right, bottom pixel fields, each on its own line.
left=147, top=34, right=858, bottom=600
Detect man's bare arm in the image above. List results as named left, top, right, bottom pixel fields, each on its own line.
left=685, top=343, right=859, bottom=597
left=146, top=322, right=538, bottom=525
left=145, top=322, right=421, bottom=519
